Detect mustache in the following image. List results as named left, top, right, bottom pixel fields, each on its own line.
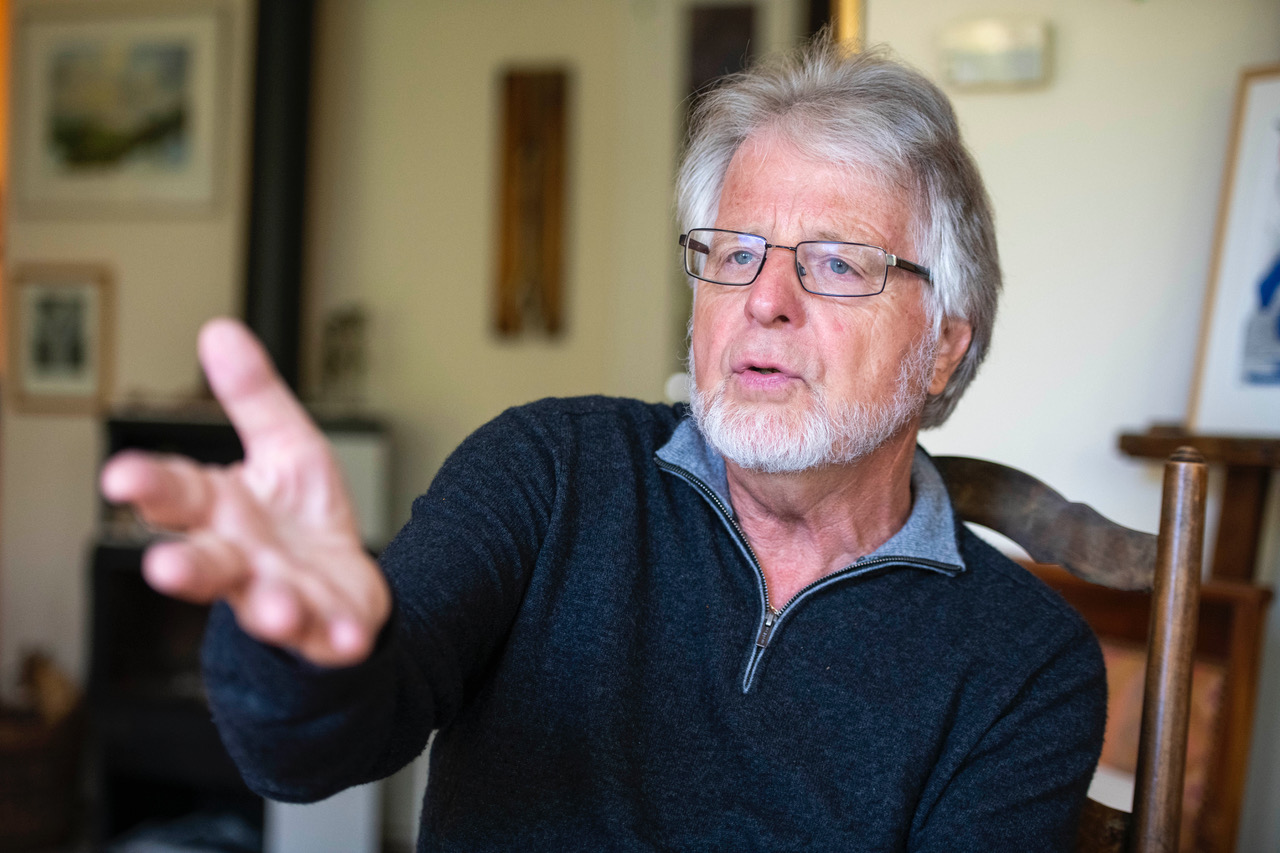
left=686, top=334, right=939, bottom=472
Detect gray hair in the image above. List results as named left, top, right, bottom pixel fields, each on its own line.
left=676, top=34, right=1000, bottom=428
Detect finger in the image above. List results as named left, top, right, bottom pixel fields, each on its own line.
left=146, top=537, right=367, bottom=665
left=198, top=318, right=324, bottom=461
left=289, top=613, right=377, bottom=668
left=287, top=544, right=390, bottom=634
left=101, top=451, right=216, bottom=531
left=239, top=576, right=310, bottom=647
left=323, top=556, right=391, bottom=660
left=243, top=577, right=376, bottom=669
left=325, top=616, right=378, bottom=665
left=142, top=536, right=250, bottom=604
left=251, top=551, right=382, bottom=666
left=229, top=566, right=379, bottom=666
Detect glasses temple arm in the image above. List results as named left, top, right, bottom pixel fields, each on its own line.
left=679, top=234, right=711, bottom=256
left=889, top=255, right=932, bottom=283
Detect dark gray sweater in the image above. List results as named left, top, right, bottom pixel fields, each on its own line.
left=202, top=396, right=1106, bottom=851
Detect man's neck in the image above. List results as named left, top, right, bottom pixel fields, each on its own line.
left=725, top=428, right=919, bottom=609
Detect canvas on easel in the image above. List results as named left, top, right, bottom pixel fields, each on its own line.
left=1189, top=64, right=1280, bottom=436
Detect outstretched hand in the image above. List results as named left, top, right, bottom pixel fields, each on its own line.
left=100, top=318, right=390, bottom=668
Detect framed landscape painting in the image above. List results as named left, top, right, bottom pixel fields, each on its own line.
left=12, top=1, right=227, bottom=215
left=1189, top=65, right=1280, bottom=436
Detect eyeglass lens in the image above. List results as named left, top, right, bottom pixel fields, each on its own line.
left=683, top=229, right=889, bottom=297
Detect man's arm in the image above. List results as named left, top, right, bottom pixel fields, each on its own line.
left=101, top=319, right=556, bottom=801
left=909, top=622, right=1107, bottom=852
left=200, top=400, right=560, bottom=800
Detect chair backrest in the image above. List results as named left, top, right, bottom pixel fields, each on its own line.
left=1025, top=562, right=1272, bottom=852
left=934, top=449, right=1208, bottom=853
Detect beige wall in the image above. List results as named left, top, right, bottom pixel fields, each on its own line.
left=0, top=0, right=10, bottom=370
left=0, top=0, right=8, bottom=192
left=3, top=0, right=1280, bottom=848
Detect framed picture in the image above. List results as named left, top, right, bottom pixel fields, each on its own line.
left=12, top=0, right=228, bottom=216
left=1188, top=65, right=1280, bottom=436
left=7, top=265, right=115, bottom=414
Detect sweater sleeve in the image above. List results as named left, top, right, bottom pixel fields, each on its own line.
left=200, top=403, right=561, bottom=803
left=908, top=619, right=1108, bottom=853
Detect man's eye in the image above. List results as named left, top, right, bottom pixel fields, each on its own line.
left=824, top=256, right=869, bottom=278
left=730, top=250, right=756, bottom=266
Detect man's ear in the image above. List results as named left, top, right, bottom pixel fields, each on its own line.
left=929, top=318, right=972, bottom=396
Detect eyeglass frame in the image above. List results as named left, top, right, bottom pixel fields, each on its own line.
left=678, top=228, right=932, bottom=297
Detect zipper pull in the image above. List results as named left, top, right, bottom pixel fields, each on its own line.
left=756, top=610, right=778, bottom=648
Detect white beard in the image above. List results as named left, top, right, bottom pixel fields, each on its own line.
left=688, top=336, right=938, bottom=474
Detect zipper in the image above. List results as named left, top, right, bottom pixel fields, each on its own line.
left=656, top=457, right=962, bottom=693
left=655, top=457, right=776, bottom=608
left=738, top=555, right=957, bottom=692
left=756, top=609, right=778, bottom=648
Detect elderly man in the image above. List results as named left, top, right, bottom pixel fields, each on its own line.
left=102, top=37, right=1105, bottom=852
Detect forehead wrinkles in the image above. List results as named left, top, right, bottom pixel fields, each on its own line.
left=730, top=129, right=903, bottom=198
left=719, top=145, right=910, bottom=251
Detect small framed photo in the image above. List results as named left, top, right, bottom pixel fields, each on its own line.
left=7, top=265, right=115, bottom=415
left=1188, top=64, right=1280, bottom=435
left=12, top=0, right=228, bottom=216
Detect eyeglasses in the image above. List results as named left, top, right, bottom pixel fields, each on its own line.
left=679, top=228, right=931, bottom=297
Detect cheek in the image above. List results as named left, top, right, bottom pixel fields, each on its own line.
left=689, top=300, right=721, bottom=385
left=819, top=311, right=872, bottom=371
left=818, top=312, right=907, bottom=395
left=692, top=287, right=737, bottom=338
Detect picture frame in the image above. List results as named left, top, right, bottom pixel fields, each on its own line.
left=1188, top=64, right=1280, bottom=436
left=11, top=0, right=229, bottom=216
left=7, top=264, right=115, bottom=415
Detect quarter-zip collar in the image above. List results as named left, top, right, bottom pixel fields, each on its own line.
left=655, top=417, right=966, bottom=573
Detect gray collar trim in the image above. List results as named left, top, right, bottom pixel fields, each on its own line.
left=656, top=417, right=965, bottom=571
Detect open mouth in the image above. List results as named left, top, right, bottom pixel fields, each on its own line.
left=749, top=367, right=781, bottom=374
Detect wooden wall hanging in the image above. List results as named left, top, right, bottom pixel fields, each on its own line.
left=494, top=69, right=568, bottom=337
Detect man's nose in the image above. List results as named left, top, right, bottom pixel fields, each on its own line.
left=744, top=246, right=806, bottom=326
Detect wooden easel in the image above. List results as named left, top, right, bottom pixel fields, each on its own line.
left=1119, top=428, right=1280, bottom=583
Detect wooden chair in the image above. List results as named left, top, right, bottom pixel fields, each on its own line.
left=934, top=449, right=1207, bottom=853
left=1027, top=563, right=1272, bottom=852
